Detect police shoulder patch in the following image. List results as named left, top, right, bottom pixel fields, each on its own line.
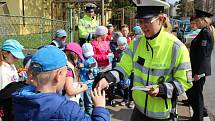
left=186, top=70, right=192, bottom=82
left=201, top=40, right=207, bottom=46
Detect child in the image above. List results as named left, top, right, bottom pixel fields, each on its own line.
left=0, top=39, right=25, bottom=121
left=91, top=26, right=112, bottom=72
left=106, top=24, right=114, bottom=41
left=0, top=55, right=33, bottom=121
left=80, top=43, right=99, bottom=115
left=109, top=32, right=123, bottom=55
left=120, top=24, right=131, bottom=45
left=131, top=25, right=143, bottom=40
left=64, top=42, right=88, bottom=104
left=113, top=37, right=134, bottom=108
left=12, top=45, right=109, bottom=121
left=0, top=39, right=25, bottom=90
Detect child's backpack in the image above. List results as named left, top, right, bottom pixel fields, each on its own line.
left=0, top=81, right=28, bottom=121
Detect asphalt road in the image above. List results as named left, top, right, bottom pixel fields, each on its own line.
left=204, top=49, right=215, bottom=121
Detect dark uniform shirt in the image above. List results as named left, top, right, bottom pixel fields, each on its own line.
left=190, top=27, right=214, bottom=76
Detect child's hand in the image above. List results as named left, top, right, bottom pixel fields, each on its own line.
left=91, top=88, right=106, bottom=108
left=78, top=63, right=84, bottom=68
left=18, top=68, right=27, bottom=74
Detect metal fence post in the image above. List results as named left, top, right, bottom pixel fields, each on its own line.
left=40, top=17, right=44, bottom=41
left=67, top=6, right=73, bottom=42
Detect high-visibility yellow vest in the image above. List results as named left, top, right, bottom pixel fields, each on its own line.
left=115, top=27, right=192, bottom=119
left=78, top=15, right=98, bottom=40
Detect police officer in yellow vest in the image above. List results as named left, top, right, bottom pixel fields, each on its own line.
left=78, top=3, right=98, bottom=46
left=93, top=0, right=193, bottom=121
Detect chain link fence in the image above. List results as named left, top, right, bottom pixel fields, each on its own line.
left=0, top=15, right=69, bottom=53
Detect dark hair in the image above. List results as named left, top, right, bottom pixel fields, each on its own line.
left=120, top=24, right=129, bottom=30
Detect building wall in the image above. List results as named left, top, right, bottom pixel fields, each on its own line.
left=23, top=0, right=52, bottom=18
left=194, top=0, right=215, bottom=14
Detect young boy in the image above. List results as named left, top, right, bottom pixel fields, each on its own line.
left=12, top=45, right=109, bottom=121
left=80, top=43, right=99, bottom=115
left=120, top=24, right=131, bottom=45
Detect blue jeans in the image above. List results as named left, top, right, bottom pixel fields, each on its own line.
left=80, top=88, right=93, bottom=116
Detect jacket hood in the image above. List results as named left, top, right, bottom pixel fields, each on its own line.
left=12, top=85, right=66, bottom=121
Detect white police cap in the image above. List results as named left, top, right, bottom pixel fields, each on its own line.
left=133, top=0, right=170, bottom=8
left=85, top=3, right=97, bottom=11
left=133, top=0, right=170, bottom=19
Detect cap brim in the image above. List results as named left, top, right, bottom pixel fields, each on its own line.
left=86, top=9, right=95, bottom=13
left=80, top=55, right=84, bottom=61
left=11, top=51, right=25, bottom=59
left=135, top=14, right=157, bottom=19
left=84, top=51, right=94, bottom=57
left=57, top=35, right=67, bottom=38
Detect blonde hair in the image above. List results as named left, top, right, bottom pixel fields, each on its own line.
left=30, top=69, right=55, bottom=85
left=29, top=66, right=65, bottom=85
left=161, top=14, right=173, bottom=32
left=198, top=17, right=215, bottom=42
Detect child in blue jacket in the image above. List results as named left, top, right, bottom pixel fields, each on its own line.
left=12, top=45, right=109, bottom=121
left=80, top=43, right=99, bottom=116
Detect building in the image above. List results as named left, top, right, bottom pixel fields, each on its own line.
left=194, top=0, right=215, bottom=14
left=0, top=0, right=112, bottom=36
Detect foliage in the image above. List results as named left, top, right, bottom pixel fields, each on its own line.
left=110, top=0, right=135, bottom=8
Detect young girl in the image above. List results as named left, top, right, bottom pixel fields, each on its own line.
left=91, top=26, right=113, bottom=72
left=64, top=42, right=88, bottom=105
left=0, top=39, right=25, bottom=90
left=0, top=55, right=33, bottom=121
left=0, top=39, right=25, bottom=120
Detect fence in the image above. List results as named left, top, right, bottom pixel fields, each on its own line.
left=0, top=15, right=69, bottom=51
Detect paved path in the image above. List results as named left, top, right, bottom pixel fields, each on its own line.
left=107, top=99, right=191, bottom=121
left=204, top=49, right=215, bottom=121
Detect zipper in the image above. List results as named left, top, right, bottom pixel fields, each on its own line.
left=144, top=69, right=150, bottom=114
left=144, top=40, right=154, bottom=114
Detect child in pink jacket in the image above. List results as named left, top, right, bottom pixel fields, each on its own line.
left=91, top=26, right=113, bottom=72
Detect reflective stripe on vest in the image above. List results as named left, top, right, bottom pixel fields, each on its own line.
left=135, top=102, right=171, bottom=119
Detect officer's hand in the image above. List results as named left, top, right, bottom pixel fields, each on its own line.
left=95, top=78, right=109, bottom=90
left=193, top=74, right=200, bottom=81
left=146, top=85, right=159, bottom=97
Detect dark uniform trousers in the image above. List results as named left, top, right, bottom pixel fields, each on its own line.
left=79, top=38, right=87, bottom=47
left=130, top=107, right=173, bottom=121
left=186, top=77, right=206, bottom=121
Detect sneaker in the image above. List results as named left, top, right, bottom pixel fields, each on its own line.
left=127, top=101, right=135, bottom=108
left=203, top=111, right=208, bottom=117
left=120, top=100, right=128, bottom=106
left=111, top=100, right=119, bottom=107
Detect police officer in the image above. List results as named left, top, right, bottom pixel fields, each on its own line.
left=78, top=3, right=98, bottom=46
left=186, top=9, right=214, bottom=121
left=93, top=0, right=193, bottom=121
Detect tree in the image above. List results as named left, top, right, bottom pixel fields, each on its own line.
left=108, top=0, right=136, bottom=29
left=175, top=0, right=183, bottom=16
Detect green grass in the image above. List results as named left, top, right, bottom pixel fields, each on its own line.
left=0, top=33, right=53, bottom=68
left=0, top=32, right=52, bottom=49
